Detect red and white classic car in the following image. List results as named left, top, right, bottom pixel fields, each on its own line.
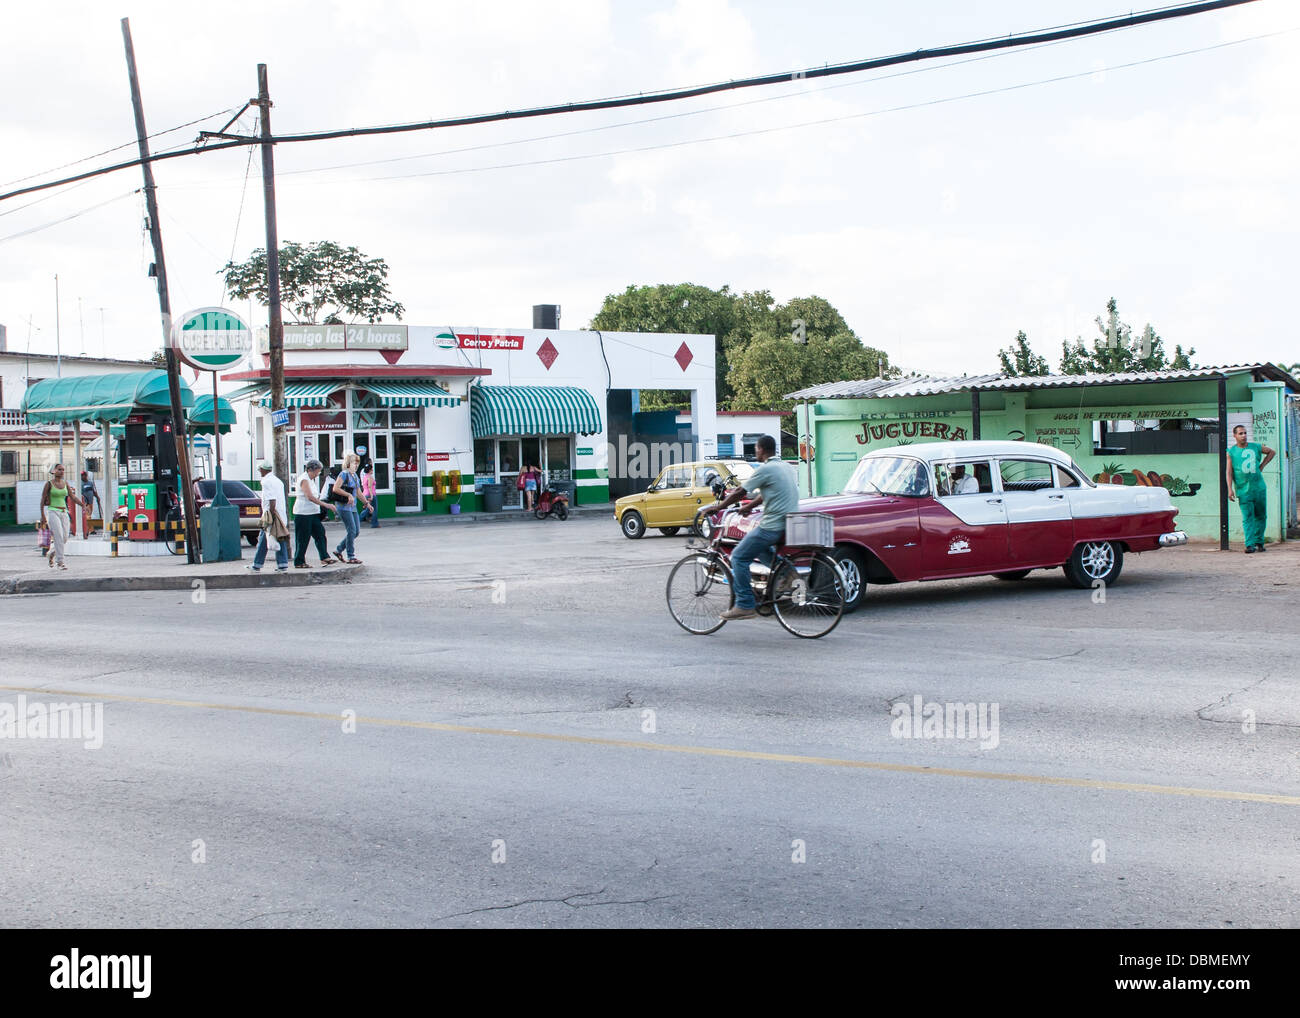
left=716, top=441, right=1186, bottom=612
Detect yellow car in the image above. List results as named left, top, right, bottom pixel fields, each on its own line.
left=614, top=460, right=755, bottom=539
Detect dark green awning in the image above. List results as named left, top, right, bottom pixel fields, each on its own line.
left=189, top=394, right=236, bottom=435
left=470, top=386, right=602, bottom=438
left=21, top=370, right=194, bottom=425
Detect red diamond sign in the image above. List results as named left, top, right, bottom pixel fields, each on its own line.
left=674, top=342, right=693, bottom=371
left=537, top=337, right=559, bottom=370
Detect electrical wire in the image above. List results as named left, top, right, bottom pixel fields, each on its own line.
left=0, top=190, right=140, bottom=244
left=0, top=0, right=1259, bottom=204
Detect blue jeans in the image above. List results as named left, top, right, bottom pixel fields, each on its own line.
left=365, top=496, right=379, bottom=527
left=253, top=528, right=289, bottom=570
left=335, top=505, right=360, bottom=559
left=730, top=525, right=783, bottom=610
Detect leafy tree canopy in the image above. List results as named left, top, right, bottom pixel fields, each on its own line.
left=998, top=330, right=1050, bottom=376
left=220, top=240, right=404, bottom=325
left=1058, top=298, right=1194, bottom=374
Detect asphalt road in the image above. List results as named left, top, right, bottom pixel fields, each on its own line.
left=1, top=518, right=1296, bottom=928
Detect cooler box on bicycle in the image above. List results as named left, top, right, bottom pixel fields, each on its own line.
left=783, top=512, right=835, bottom=548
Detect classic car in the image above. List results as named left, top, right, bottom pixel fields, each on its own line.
left=615, top=459, right=755, bottom=538
left=711, top=441, right=1186, bottom=612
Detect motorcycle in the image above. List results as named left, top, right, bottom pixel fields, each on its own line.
left=534, top=485, right=570, bottom=520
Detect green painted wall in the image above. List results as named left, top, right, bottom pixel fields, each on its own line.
left=806, top=375, right=1291, bottom=543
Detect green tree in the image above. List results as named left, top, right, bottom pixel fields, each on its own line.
left=998, top=330, right=1050, bottom=376
left=727, top=329, right=894, bottom=415
left=1058, top=298, right=1195, bottom=374
left=220, top=240, right=405, bottom=324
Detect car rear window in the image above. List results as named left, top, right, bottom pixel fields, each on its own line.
left=197, top=480, right=258, bottom=500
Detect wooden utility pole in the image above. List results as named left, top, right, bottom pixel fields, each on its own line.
left=121, top=17, right=200, bottom=561
left=256, top=64, right=288, bottom=490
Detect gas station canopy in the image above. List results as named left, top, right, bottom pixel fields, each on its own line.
left=21, top=370, right=195, bottom=425
left=189, top=393, right=236, bottom=435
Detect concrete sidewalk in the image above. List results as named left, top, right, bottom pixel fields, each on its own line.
left=373, top=501, right=613, bottom=527
left=0, top=532, right=362, bottom=595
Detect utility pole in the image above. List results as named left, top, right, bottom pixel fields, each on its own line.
left=55, top=274, right=63, bottom=464
left=121, top=17, right=200, bottom=562
left=255, top=63, right=287, bottom=490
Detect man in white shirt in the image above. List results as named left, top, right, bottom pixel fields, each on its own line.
left=949, top=464, right=979, bottom=495
left=248, top=462, right=289, bottom=572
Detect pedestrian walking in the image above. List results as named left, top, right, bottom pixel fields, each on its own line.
left=80, top=470, right=102, bottom=536
left=39, top=464, right=86, bottom=571
left=1227, top=424, right=1276, bottom=553
left=331, top=452, right=370, bottom=564
left=360, top=463, right=380, bottom=528
left=247, top=462, right=290, bottom=572
left=292, top=459, right=337, bottom=569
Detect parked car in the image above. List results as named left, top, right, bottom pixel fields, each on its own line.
left=193, top=478, right=264, bottom=545
left=614, top=459, right=755, bottom=539
left=708, top=441, right=1186, bottom=612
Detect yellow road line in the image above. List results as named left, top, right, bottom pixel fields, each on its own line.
left=3, top=684, right=1297, bottom=806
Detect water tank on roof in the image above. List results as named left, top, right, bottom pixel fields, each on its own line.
left=533, top=305, right=560, bottom=329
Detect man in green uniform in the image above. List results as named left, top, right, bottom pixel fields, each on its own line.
left=1226, top=424, right=1275, bottom=553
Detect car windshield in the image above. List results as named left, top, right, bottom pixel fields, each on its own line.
left=197, top=480, right=258, bottom=500
left=843, top=456, right=930, bottom=497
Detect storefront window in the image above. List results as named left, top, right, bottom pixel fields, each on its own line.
left=545, top=437, right=571, bottom=480
left=354, top=409, right=389, bottom=430
left=474, top=439, right=495, bottom=478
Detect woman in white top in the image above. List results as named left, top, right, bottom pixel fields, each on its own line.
left=292, top=458, right=336, bottom=568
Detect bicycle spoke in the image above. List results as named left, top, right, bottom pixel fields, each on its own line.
left=771, top=553, right=845, bottom=638
left=666, top=554, right=733, bottom=635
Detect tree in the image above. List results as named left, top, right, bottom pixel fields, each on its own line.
left=220, top=240, right=405, bottom=324
left=727, top=329, right=894, bottom=415
left=1058, top=298, right=1195, bottom=374
left=998, top=331, right=1049, bottom=376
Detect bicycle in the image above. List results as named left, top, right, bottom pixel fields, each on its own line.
left=665, top=506, right=846, bottom=639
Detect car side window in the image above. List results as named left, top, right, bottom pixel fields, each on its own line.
left=998, top=459, right=1054, bottom=493
left=661, top=466, right=689, bottom=489
left=1054, top=464, right=1081, bottom=488
left=935, top=460, right=991, bottom=496
left=695, top=465, right=719, bottom=487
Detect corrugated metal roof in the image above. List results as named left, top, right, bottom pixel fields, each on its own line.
left=786, top=364, right=1299, bottom=401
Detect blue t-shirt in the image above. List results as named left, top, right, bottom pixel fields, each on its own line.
left=746, top=459, right=799, bottom=533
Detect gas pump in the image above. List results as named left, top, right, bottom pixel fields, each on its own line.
left=116, top=412, right=181, bottom=541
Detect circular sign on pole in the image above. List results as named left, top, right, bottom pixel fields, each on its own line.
left=171, top=307, right=254, bottom=371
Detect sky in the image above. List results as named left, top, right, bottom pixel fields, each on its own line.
left=1, top=0, right=1296, bottom=380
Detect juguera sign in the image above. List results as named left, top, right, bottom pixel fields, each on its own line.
left=856, top=420, right=968, bottom=445
left=171, top=307, right=253, bottom=371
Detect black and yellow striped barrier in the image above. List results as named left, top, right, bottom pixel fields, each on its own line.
left=109, top=517, right=193, bottom=555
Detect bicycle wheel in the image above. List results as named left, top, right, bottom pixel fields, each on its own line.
left=771, top=551, right=845, bottom=638
left=666, top=552, right=734, bottom=635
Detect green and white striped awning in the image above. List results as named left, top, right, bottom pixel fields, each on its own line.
left=258, top=382, right=340, bottom=408
left=470, top=385, right=602, bottom=438
left=363, top=381, right=459, bottom=408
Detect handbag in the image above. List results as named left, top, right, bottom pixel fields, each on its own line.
left=516, top=473, right=526, bottom=491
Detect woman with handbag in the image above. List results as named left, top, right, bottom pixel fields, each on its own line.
left=248, top=462, right=290, bottom=572
left=40, top=464, right=85, bottom=570
left=331, top=453, right=369, bottom=564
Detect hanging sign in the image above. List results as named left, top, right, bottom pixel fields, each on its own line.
left=171, top=307, right=254, bottom=371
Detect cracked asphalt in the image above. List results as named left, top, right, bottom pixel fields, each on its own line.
left=1, top=519, right=1296, bottom=928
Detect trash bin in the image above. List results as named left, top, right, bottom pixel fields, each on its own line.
left=549, top=480, right=577, bottom=506
left=480, top=483, right=504, bottom=513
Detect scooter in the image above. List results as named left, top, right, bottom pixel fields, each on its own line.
left=534, top=486, right=570, bottom=520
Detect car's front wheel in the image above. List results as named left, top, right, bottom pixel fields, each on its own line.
left=831, top=546, right=867, bottom=613
left=692, top=512, right=715, bottom=540
left=620, top=510, right=645, bottom=539
left=1064, top=541, right=1123, bottom=589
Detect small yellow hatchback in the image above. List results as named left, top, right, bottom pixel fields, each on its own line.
left=614, top=460, right=755, bottom=538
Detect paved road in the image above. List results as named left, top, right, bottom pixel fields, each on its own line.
left=2, top=519, right=1296, bottom=927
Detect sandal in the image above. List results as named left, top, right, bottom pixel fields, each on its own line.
left=346, top=558, right=362, bottom=564
left=320, top=557, right=336, bottom=565
left=295, top=562, right=312, bottom=569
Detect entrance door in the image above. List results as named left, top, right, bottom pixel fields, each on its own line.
left=393, top=432, right=420, bottom=511
left=497, top=438, right=521, bottom=508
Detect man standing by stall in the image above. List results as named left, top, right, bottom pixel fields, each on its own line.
left=1227, top=424, right=1275, bottom=553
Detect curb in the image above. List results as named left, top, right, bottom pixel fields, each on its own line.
left=378, top=506, right=613, bottom=527
left=0, top=563, right=364, bottom=595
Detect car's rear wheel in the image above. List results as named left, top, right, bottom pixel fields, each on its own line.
left=831, top=546, right=867, bottom=613
left=620, top=510, right=645, bottom=539
left=245, top=531, right=259, bottom=546
left=1064, top=541, right=1123, bottom=589
left=658, top=527, right=680, bottom=536
left=993, top=569, right=1031, bottom=581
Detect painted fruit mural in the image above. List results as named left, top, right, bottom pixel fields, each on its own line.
left=1091, top=463, right=1200, bottom=496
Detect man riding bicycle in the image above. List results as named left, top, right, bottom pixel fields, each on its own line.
left=707, top=435, right=800, bottom=621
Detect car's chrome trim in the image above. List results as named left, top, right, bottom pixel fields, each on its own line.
left=1158, top=531, right=1188, bottom=547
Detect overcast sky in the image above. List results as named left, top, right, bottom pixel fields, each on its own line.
left=1, top=1, right=1295, bottom=379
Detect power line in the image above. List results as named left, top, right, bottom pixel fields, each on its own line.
left=0, top=0, right=1261, bottom=204
left=0, top=190, right=140, bottom=244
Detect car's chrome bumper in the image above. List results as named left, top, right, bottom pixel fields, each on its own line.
left=1158, top=531, right=1188, bottom=547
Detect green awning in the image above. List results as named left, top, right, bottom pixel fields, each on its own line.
left=189, top=394, right=236, bottom=435
left=470, top=385, right=603, bottom=438
left=21, top=370, right=194, bottom=425
left=223, top=383, right=270, bottom=402
left=363, top=381, right=459, bottom=408
left=258, top=382, right=340, bottom=408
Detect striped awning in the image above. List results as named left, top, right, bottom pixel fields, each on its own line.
left=363, top=381, right=459, bottom=408
left=470, top=385, right=602, bottom=438
left=259, top=383, right=340, bottom=408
